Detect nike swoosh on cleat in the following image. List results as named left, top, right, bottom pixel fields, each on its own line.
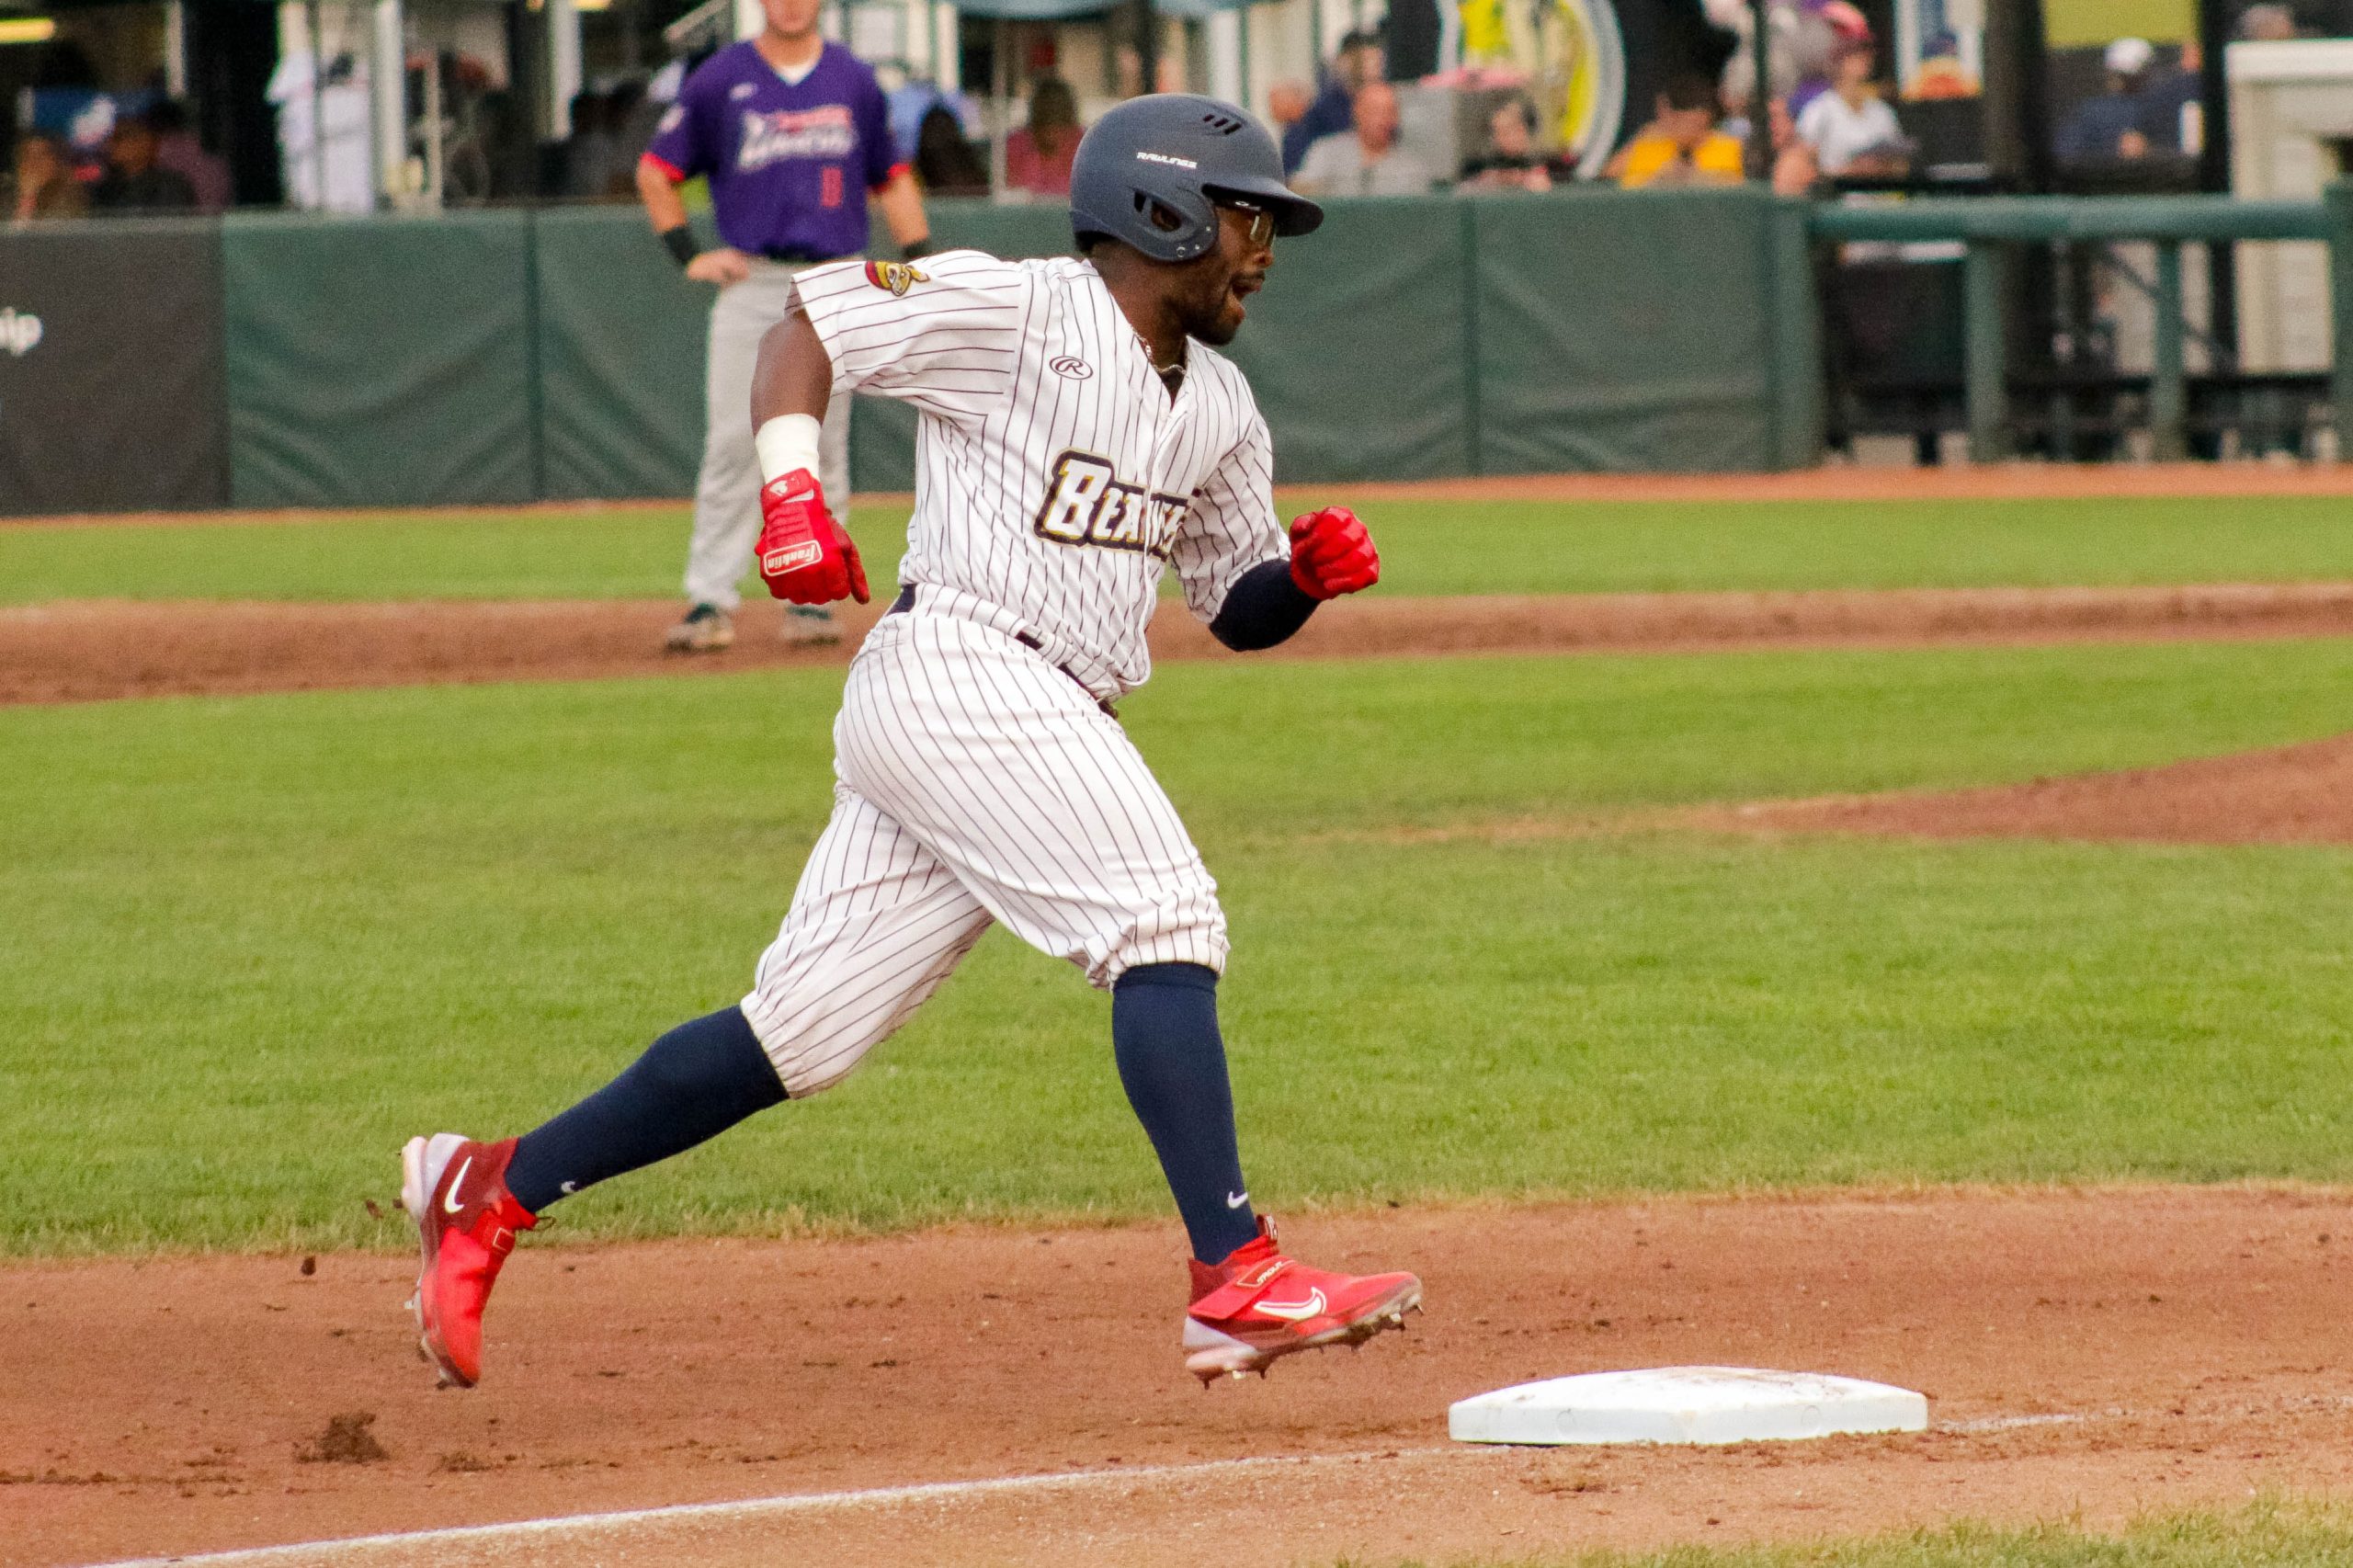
left=442, top=1156, right=472, bottom=1216
left=1225, top=1191, right=1249, bottom=1209
left=1253, top=1289, right=1327, bottom=1322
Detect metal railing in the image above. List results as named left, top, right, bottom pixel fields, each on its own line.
left=1810, top=188, right=2353, bottom=462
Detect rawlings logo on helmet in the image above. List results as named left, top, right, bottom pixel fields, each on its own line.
left=1135, top=150, right=1199, bottom=168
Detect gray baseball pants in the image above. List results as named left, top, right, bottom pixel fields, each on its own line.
left=683, top=258, right=854, bottom=614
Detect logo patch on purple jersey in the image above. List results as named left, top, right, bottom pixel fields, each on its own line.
left=738, top=105, right=856, bottom=172
left=863, top=259, right=928, bottom=297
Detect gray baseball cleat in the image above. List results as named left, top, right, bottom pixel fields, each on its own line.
left=780, top=604, right=841, bottom=647
left=664, top=603, right=734, bottom=653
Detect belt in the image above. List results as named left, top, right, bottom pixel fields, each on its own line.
left=759, top=248, right=849, bottom=264
left=884, top=585, right=1117, bottom=718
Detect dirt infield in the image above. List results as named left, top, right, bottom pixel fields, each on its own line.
left=7, top=1187, right=2351, bottom=1567
left=1707, top=732, right=2353, bottom=846
left=11, top=460, right=2353, bottom=531
left=13, top=583, right=2353, bottom=707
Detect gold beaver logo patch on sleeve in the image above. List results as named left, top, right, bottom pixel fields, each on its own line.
left=862, top=259, right=928, bottom=297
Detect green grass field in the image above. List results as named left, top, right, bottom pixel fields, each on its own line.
left=13, top=491, right=2353, bottom=1559
left=8, top=636, right=2352, bottom=1256
left=7, top=493, right=2353, bottom=604
left=1388, top=1503, right=2353, bottom=1567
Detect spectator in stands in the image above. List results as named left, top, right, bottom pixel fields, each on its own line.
left=2055, top=37, right=2156, bottom=160
left=1605, top=75, right=1746, bottom=187
left=563, top=89, right=630, bottom=199
left=476, top=88, right=543, bottom=199
left=913, top=104, right=988, bottom=196
left=1294, top=79, right=1435, bottom=197
left=1715, top=0, right=1866, bottom=123
left=147, top=99, right=230, bottom=212
left=1790, top=41, right=1907, bottom=177
left=91, top=111, right=197, bottom=213
left=1459, top=97, right=1555, bottom=191
left=11, top=130, right=88, bottom=221
left=2138, top=40, right=2202, bottom=154
left=1284, top=29, right=1381, bottom=175
left=1006, top=75, right=1081, bottom=197
left=2238, top=4, right=2298, bottom=40
left=1764, top=98, right=1818, bottom=193
left=1267, top=81, right=1312, bottom=165
left=610, top=79, right=664, bottom=174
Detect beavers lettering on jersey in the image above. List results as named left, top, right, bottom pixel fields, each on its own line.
left=1032, top=452, right=1192, bottom=557
left=790, top=249, right=1286, bottom=697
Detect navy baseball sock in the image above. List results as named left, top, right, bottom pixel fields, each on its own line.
left=1111, top=962, right=1260, bottom=1266
left=505, top=1006, right=785, bottom=1213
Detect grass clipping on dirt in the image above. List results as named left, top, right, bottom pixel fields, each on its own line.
left=1387, top=1501, right=2353, bottom=1566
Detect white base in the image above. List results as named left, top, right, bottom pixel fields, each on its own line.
left=1448, top=1366, right=1928, bottom=1447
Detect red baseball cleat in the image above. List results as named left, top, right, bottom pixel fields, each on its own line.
left=400, top=1132, right=536, bottom=1388
left=1182, top=1216, right=1422, bottom=1383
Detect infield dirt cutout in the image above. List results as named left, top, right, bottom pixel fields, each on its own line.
left=8, top=1188, right=2353, bottom=1567
left=15, top=455, right=2353, bottom=531
left=1703, top=731, right=2353, bottom=847
left=12, top=583, right=2353, bottom=706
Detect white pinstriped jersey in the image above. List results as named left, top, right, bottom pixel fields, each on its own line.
left=736, top=250, right=1263, bottom=1075
left=793, top=249, right=1283, bottom=698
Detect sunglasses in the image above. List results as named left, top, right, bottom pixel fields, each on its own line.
left=1218, top=200, right=1275, bottom=247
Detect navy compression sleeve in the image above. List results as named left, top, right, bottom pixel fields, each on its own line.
left=1112, top=961, right=1259, bottom=1264
left=1207, top=558, right=1319, bottom=652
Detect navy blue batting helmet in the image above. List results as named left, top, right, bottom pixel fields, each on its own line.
left=1069, top=94, right=1323, bottom=264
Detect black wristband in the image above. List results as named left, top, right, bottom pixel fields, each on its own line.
left=659, top=225, right=698, bottom=268
left=901, top=237, right=938, bottom=262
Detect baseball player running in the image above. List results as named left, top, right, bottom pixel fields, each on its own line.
left=405, top=93, right=1415, bottom=1389
left=636, top=0, right=934, bottom=653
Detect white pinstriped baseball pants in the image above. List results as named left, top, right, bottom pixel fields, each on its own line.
left=738, top=601, right=1229, bottom=1096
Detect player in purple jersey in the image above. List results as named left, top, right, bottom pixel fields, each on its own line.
left=635, top=0, right=934, bottom=654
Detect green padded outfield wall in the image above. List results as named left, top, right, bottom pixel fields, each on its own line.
left=534, top=207, right=716, bottom=500
left=1471, top=187, right=1810, bottom=473
left=222, top=211, right=537, bottom=507
left=0, top=189, right=1823, bottom=516
left=847, top=196, right=1479, bottom=491
left=845, top=202, right=1065, bottom=494
left=853, top=192, right=1804, bottom=489
left=0, top=220, right=227, bottom=513
left=1221, top=196, right=1474, bottom=481
left=528, top=202, right=1076, bottom=499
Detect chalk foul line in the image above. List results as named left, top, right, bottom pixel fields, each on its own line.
left=84, top=1445, right=1472, bottom=1566
left=91, top=1398, right=2221, bottom=1566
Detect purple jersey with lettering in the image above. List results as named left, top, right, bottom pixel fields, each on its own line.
left=643, top=40, right=903, bottom=259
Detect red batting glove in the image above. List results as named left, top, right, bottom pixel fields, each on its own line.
left=1288, top=506, right=1380, bottom=600
left=756, top=469, right=868, bottom=607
